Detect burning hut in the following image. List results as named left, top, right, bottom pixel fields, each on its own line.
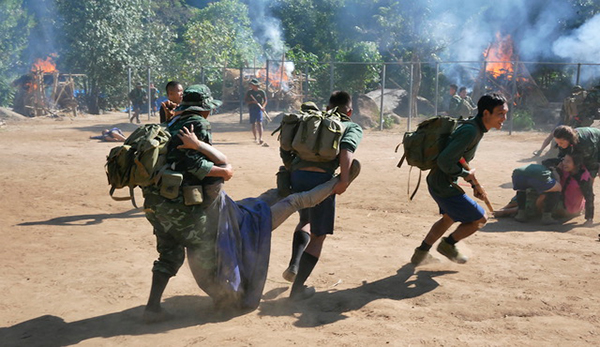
left=12, top=56, right=83, bottom=117
left=472, top=33, right=548, bottom=109
left=221, top=61, right=310, bottom=111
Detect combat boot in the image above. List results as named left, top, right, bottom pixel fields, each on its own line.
left=514, top=210, right=528, bottom=223
left=541, top=212, right=558, bottom=225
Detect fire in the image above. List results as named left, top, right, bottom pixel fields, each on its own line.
left=254, top=63, right=291, bottom=90
left=483, top=33, right=515, bottom=78
left=31, top=56, right=57, bottom=73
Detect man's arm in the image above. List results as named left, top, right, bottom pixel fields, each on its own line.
left=177, top=125, right=228, bottom=165
left=437, top=125, right=477, bottom=179
left=332, top=149, right=353, bottom=195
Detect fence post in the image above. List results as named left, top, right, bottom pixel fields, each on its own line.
left=576, top=63, right=581, bottom=85
left=127, top=66, right=132, bottom=121
left=510, top=59, right=518, bottom=135
left=329, top=60, right=334, bottom=96
left=304, top=64, right=309, bottom=102
left=266, top=59, right=270, bottom=111
left=239, top=66, right=243, bottom=124
left=434, top=62, right=439, bottom=116
left=379, top=63, right=386, bottom=131
left=201, top=67, right=205, bottom=84
left=408, top=63, right=413, bottom=132
left=147, top=67, right=151, bottom=121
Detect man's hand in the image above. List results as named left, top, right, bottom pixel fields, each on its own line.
left=177, top=124, right=201, bottom=150
left=332, top=179, right=349, bottom=195
left=464, top=168, right=477, bottom=183
left=472, top=184, right=487, bottom=201
left=220, top=164, right=234, bottom=181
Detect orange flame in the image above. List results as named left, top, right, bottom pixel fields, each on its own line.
left=31, top=56, right=57, bottom=73
left=483, top=33, right=514, bottom=78
left=254, top=64, right=290, bottom=90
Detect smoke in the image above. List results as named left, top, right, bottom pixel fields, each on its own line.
left=553, top=13, right=600, bottom=63
left=245, top=0, right=286, bottom=60
left=22, top=0, right=60, bottom=67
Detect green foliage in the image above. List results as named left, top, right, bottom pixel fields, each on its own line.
left=334, top=41, right=382, bottom=94
left=383, top=115, right=395, bottom=129
left=56, top=0, right=174, bottom=113
left=512, top=109, right=535, bottom=131
left=0, top=0, right=32, bottom=106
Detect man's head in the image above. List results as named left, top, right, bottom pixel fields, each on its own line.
left=327, top=90, right=352, bottom=116
left=571, top=85, right=584, bottom=95
left=459, top=87, right=468, bottom=98
left=477, top=93, right=508, bottom=130
left=553, top=125, right=578, bottom=148
left=176, top=84, right=222, bottom=117
left=449, top=84, right=458, bottom=96
left=165, top=81, right=183, bottom=104
left=136, top=82, right=143, bottom=89
left=250, top=78, right=260, bottom=90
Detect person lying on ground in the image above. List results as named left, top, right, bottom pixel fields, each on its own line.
left=90, top=128, right=126, bottom=142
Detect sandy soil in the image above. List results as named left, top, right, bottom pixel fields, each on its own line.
left=0, top=110, right=598, bottom=346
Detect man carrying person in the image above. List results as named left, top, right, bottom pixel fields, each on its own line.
left=244, top=78, right=267, bottom=144
left=410, top=93, right=508, bottom=266
left=142, top=85, right=363, bottom=322
left=280, top=91, right=363, bottom=300
left=159, top=81, right=183, bottom=123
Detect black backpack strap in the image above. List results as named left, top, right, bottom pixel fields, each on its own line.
left=109, top=186, right=139, bottom=208
left=407, top=166, right=422, bottom=201
left=397, top=153, right=406, bottom=168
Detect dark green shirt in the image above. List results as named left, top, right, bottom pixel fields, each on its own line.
left=426, top=115, right=488, bottom=198
left=558, top=127, right=600, bottom=177
left=512, top=164, right=554, bottom=183
left=245, top=89, right=267, bottom=110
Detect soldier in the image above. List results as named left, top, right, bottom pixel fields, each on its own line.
left=159, top=81, right=183, bottom=123
left=280, top=91, right=363, bottom=301
left=447, top=84, right=464, bottom=118
left=410, top=93, right=508, bottom=266
left=575, top=85, right=600, bottom=127
left=244, top=78, right=268, bottom=144
left=128, top=82, right=147, bottom=124
left=533, top=85, right=587, bottom=157
left=456, top=86, right=476, bottom=118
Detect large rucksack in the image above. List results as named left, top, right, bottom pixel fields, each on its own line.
left=105, top=124, right=171, bottom=207
left=395, top=115, right=464, bottom=199
left=273, top=106, right=346, bottom=162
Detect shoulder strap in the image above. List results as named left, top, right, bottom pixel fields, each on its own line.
left=407, top=166, right=422, bottom=201
left=109, top=186, right=139, bottom=208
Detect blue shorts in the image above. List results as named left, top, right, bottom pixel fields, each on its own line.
left=249, top=106, right=263, bottom=123
left=291, top=170, right=335, bottom=236
left=429, top=186, right=485, bottom=223
left=512, top=175, right=556, bottom=193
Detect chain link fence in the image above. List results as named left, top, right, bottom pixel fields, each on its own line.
left=126, top=61, right=600, bottom=133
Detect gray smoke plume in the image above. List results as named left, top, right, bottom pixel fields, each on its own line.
left=553, top=13, right=600, bottom=63
left=245, top=0, right=286, bottom=60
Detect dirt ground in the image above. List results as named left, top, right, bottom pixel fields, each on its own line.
left=0, top=110, right=598, bottom=346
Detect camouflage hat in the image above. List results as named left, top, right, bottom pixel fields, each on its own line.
left=136, top=82, right=143, bottom=87
left=572, top=85, right=584, bottom=92
left=176, top=84, right=222, bottom=112
left=249, top=78, right=260, bottom=86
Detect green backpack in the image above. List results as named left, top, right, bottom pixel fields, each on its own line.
left=105, top=124, right=171, bottom=207
left=273, top=106, right=346, bottom=162
left=395, top=115, right=463, bottom=199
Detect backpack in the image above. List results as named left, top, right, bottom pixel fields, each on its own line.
left=395, top=115, right=463, bottom=199
left=273, top=107, right=346, bottom=162
left=105, top=124, right=171, bottom=207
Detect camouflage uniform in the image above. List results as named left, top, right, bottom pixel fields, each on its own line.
left=576, top=85, right=600, bottom=127
left=448, top=94, right=465, bottom=118
left=143, top=85, right=223, bottom=278
left=456, top=96, right=476, bottom=118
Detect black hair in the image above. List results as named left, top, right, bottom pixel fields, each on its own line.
left=328, top=90, right=352, bottom=113
left=449, top=84, right=458, bottom=90
left=477, top=93, right=507, bottom=115
left=459, top=86, right=467, bottom=93
left=165, top=81, right=182, bottom=94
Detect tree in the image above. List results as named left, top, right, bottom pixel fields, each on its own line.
left=0, top=0, right=32, bottom=106
left=55, top=0, right=174, bottom=114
